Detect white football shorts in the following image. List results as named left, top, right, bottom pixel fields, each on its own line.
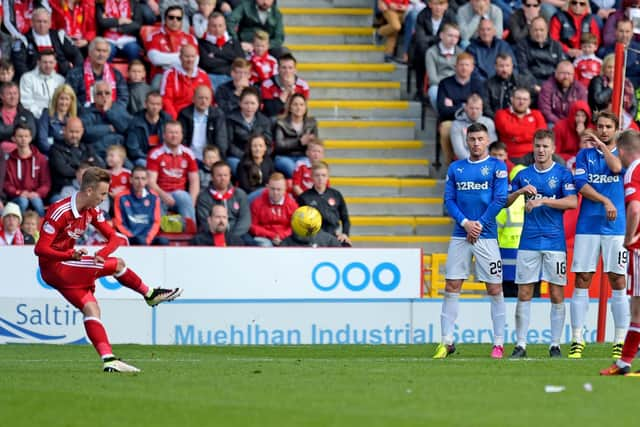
left=516, top=250, right=567, bottom=286
left=445, top=237, right=502, bottom=284
left=571, top=234, right=627, bottom=275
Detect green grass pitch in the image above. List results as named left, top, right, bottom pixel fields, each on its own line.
left=0, top=343, right=637, bottom=427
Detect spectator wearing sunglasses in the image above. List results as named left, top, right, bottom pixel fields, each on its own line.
left=549, top=0, right=601, bottom=58
left=146, top=5, right=198, bottom=86
left=506, top=0, right=543, bottom=46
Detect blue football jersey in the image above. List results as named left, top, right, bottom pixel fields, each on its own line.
left=573, top=147, right=625, bottom=235
left=510, top=162, right=576, bottom=251
left=444, top=156, right=508, bottom=239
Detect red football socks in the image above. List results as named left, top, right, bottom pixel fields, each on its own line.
left=115, top=267, right=150, bottom=296
left=621, top=322, right=640, bottom=364
left=84, top=317, right=112, bottom=357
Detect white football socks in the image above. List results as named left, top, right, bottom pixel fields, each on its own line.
left=515, top=299, right=531, bottom=348
left=550, top=303, right=566, bottom=347
left=440, top=291, right=459, bottom=345
left=490, top=293, right=505, bottom=346
left=570, top=288, right=589, bottom=342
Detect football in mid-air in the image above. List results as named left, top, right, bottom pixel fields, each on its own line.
left=291, top=206, right=322, bottom=238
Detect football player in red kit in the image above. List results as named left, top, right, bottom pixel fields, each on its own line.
left=34, top=167, right=182, bottom=373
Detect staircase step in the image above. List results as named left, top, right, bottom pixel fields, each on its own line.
left=351, top=235, right=451, bottom=252
left=285, top=27, right=375, bottom=48
left=350, top=216, right=453, bottom=236
left=318, top=120, right=416, bottom=139
left=325, top=139, right=426, bottom=158
left=282, top=8, right=372, bottom=26
left=326, top=158, right=429, bottom=177
left=309, top=81, right=401, bottom=100
left=291, top=44, right=384, bottom=63
left=299, top=62, right=395, bottom=81
left=332, top=177, right=443, bottom=197
left=286, top=26, right=374, bottom=36
left=345, top=197, right=443, bottom=215
left=279, top=0, right=372, bottom=6
left=309, top=99, right=420, bottom=119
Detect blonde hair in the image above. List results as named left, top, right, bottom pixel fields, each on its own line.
left=49, top=84, right=78, bottom=118
left=602, top=53, right=615, bottom=75
left=107, top=144, right=126, bottom=157
left=254, top=29, right=270, bottom=42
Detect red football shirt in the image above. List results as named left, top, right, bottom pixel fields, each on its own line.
left=146, top=145, right=198, bottom=193
left=624, top=158, right=640, bottom=250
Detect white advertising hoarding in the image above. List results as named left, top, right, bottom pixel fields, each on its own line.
left=0, top=247, right=423, bottom=300
left=0, top=298, right=614, bottom=345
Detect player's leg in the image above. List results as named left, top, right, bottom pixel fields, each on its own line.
left=569, top=235, right=599, bottom=357
left=108, top=257, right=183, bottom=306
left=474, top=239, right=505, bottom=358
left=511, top=250, right=541, bottom=358
left=543, top=251, right=568, bottom=358
left=603, top=236, right=630, bottom=358
left=433, top=238, right=471, bottom=358
left=602, top=249, right=640, bottom=375
left=80, top=300, right=140, bottom=373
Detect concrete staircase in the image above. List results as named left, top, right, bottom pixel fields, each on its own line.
left=281, top=0, right=450, bottom=254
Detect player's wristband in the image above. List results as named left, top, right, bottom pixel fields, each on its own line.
left=460, top=218, right=468, bottom=227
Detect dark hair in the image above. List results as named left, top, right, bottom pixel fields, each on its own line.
left=145, top=90, right=162, bottom=101
left=212, top=160, right=231, bottom=172
left=163, top=120, right=183, bottom=133
left=132, top=165, right=147, bottom=175
left=489, top=141, right=507, bottom=152
left=495, top=53, right=512, bottom=64
left=278, top=53, right=297, bottom=65
left=239, top=86, right=260, bottom=102
left=37, top=49, right=56, bottom=60
left=596, top=110, right=620, bottom=130
left=467, top=122, right=488, bottom=135
left=13, top=123, right=33, bottom=136
left=209, top=11, right=225, bottom=20
left=203, top=144, right=220, bottom=155
left=164, top=5, right=183, bottom=19
left=128, top=58, right=146, bottom=70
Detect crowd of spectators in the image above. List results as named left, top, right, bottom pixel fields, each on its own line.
left=0, top=0, right=352, bottom=248
left=384, top=0, right=640, bottom=170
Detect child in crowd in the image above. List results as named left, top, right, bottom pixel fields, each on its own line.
left=249, top=30, right=278, bottom=85
left=0, top=60, right=14, bottom=84
left=106, top=145, right=131, bottom=198
left=292, top=140, right=327, bottom=198
left=192, top=0, right=217, bottom=38
left=21, top=209, right=40, bottom=243
left=573, top=33, right=602, bottom=88
left=199, top=144, right=221, bottom=189
left=488, top=141, right=514, bottom=174
left=127, top=59, right=152, bottom=114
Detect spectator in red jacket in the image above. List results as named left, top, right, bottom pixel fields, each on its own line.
left=250, top=172, right=298, bottom=247
left=494, top=87, right=547, bottom=162
left=3, top=123, right=51, bottom=217
left=549, top=0, right=600, bottom=58
left=146, top=5, right=198, bottom=84
left=50, top=0, right=97, bottom=51
left=160, top=44, right=212, bottom=120
left=553, top=100, right=593, bottom=163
